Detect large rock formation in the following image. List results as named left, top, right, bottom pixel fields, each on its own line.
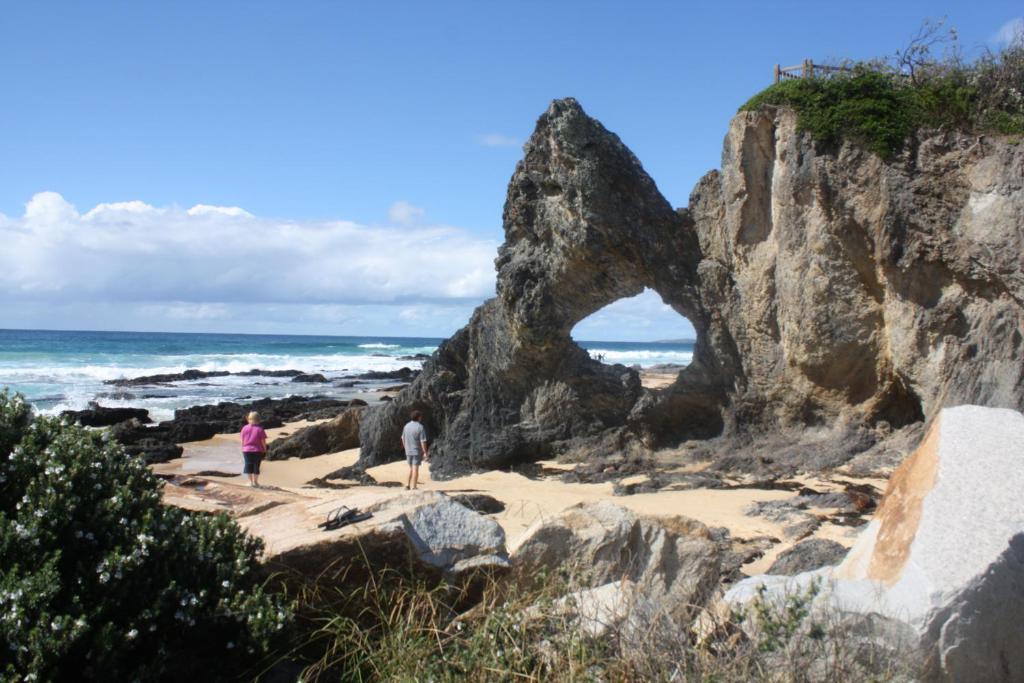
left=360, top=98, right=1024, bottom=477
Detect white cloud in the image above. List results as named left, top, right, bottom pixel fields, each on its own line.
left=571, top=289, right=695, bottom=342
left=84, top=200, right=163, bottom=220
left=478, top=133, right=521, bottom=148
left=0, top=192, right=498, bottom=311
left=993, top=18, right=1024, bottom=47
left=187, top=204, right=254, bottom=218
left=387, top=200, right=426, bottom=225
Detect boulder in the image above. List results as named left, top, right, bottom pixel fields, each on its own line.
left=766, top=538, right=848, bottom=576
left=449, top=493, right=505, bottom=515
left=511, top=502, right=720, bottom=637
left=377, top=495, right=508, bottom=573
left=726, top=406, right=1024, bottom=682
left=266, top=406, right=365, bottom=460
left=61, top=403, right=151, bottom=427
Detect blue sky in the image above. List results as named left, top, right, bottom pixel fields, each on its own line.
left=1, top=1, right=1021, bottom=340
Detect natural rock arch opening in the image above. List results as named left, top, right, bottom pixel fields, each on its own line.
left=569, top=288, right=696, bottom=377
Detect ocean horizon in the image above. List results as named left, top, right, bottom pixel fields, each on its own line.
left=0, top=327, right=695, bottom=421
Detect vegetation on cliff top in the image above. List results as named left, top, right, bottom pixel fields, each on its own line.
left=0, top=392, right=289, bottom=681
left=741, top=24, right=1024, bottom=158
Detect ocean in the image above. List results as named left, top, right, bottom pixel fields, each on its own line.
left=0, top=329, right=694, bottom=421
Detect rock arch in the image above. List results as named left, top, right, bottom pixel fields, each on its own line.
left=359, top=99, right=730, bottom=477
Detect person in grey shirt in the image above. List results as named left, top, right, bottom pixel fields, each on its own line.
left=401, top=410, right=429, bottom=490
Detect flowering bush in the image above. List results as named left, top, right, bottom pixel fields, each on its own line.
left=0, top=392, right=289, bottom=681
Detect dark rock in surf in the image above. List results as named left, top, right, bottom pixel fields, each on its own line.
left=106, top=368, right=305, bottom=386
left=292, top=373, right=329, bottom=383
left=105, top=369, right=231, bottom=386
left=235, top=369, right=304, bottom=378
left=62, top=403, right=151, bottom=427
left=353, top=367, right=418, bottom=381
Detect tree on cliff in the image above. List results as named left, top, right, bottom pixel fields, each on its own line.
left=0, top=392, right=288, bottom=681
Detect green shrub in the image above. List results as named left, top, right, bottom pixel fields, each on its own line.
left=741, top=70, right=919, bottom=158
left=741, top=39, right=1024, bottom=158
left=0, top=392, right=289, bottom=681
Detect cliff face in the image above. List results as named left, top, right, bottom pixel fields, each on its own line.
left=360, top=99, right=1024, bottom=477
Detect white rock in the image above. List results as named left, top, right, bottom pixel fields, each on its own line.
left=397, top=496, right=507, bottom=571
left=727, top=405, right=1024, bottom=682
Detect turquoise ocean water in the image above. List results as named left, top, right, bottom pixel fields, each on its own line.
left=0, top=329, right=694, bottom=421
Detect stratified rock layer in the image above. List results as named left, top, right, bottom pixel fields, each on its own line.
left=361, top=98, right=1024, bottom=477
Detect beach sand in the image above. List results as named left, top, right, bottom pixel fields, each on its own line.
left=153, top=411, right=881, bottom=575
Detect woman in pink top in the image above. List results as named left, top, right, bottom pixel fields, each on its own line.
left=240, top=411, right=267, bottom=488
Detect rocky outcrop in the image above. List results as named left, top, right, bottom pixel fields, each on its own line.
left=108, top=418, right=183, bottom=464
left=360, top=97, right=1024, bottom=477
left=726, top=405, right=1024, bottom=682
left=62, top=403, right=151, bottom=427
left=266, top=406, right=366, bottom=460
left=167, top=396, right=350, bottom=439
left=105, top=368, right=304, bottom=386
left=104, top=396, right=353, bottom=463
left=510, top=502, right=720, bottom=639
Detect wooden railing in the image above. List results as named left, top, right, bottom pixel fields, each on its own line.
left=774, top=59, right=853, bottom=83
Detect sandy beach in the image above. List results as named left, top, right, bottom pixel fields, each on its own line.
left=153, top=408, right=882, bottom=576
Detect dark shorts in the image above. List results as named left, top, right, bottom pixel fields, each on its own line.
left=406, top=453, right=423, bottom=466
left=242, top=451, right=264, bottom=474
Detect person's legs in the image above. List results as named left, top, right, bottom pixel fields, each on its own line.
left=253, top=454, right=262, bottom=488
left=243, top=452, right=253, bottom=485
left=410, top=464, right=420, bottom=490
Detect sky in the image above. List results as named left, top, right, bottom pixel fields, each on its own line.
left=1, top=1, right=1021, bottom=341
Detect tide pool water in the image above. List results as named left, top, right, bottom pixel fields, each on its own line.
left=0, top=329, right=694, bottom=420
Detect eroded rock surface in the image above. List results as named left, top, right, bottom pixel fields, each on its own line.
left=510, top=502, right=720, bottom=639
left=727, top=405, right=1024, bottom=682
left=361, top=98, right=1024, bottom=477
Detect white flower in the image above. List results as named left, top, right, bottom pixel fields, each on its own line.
left=221, top=580, right=230, bottom=588
left=126, top=629, right=138, bottom=639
